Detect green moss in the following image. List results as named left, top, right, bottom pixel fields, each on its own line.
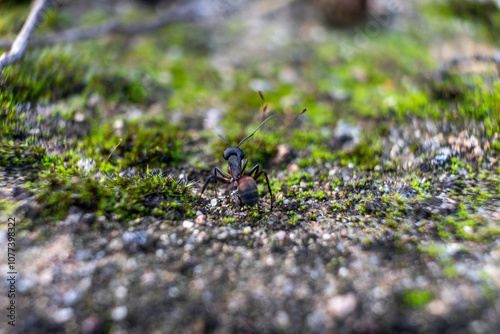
left=0, top=47, right=87, bottom=104
left=0, top=141, right=47, bottom=168
left=0, top=199, right=18, bottom=218
left=0, top=3, right=30, bottom=36
left=445, top=0, right=500, bottom=39
left=87, top=73, right=148, bottom=104
left=222, top=217, right=236, bottom=224
left=83, top=117, right=186, bottom=170
left=402, top=289, right=435, bottom=310
left=31, top=169, right=195, bottom=228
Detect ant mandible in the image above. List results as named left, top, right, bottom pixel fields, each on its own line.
left=200, top=115, right=276, bottom=211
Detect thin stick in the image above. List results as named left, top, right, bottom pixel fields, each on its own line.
left=290, top=107, right=307, bottom=127
left=258, top=90, right=269, bottom=122
left=0, top=0, right=50, bottom=71
left=104, top=138, right=122, bottom=171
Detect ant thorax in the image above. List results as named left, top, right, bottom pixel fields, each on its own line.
left=227, top=155, right=242, bottom=179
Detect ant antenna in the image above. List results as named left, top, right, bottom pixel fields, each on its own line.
left=218, top=133, right=232, bottom=147
left=237, top=115, right=276, bottom=148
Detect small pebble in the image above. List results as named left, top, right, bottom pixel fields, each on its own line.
left=327, top=293, right=357, bottom=318
left=183, top=220, right=194, bottom=229
left=195, top=214, right=207, bottom=225
left=275, top=231, right=286, bottom=241
left=54, top=308, right=74, bottom=323
left=63, top=290, right=81, bottom=306
left=82, top=317, right=104, bottom=334
left=74, top=112, right=85, bottom=122
left=274, top=310, right=290, bottom=329
left=217, top=231, right=228, bottom=240
left=111, top=306, right=128, bottom=321
left=463, top=226, right=474, bottom=234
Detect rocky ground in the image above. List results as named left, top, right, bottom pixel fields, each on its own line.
left=1, top=0, right=500, bottom=333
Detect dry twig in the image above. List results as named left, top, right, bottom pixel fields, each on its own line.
left=105, top=138, right=123, bottom=171
left=0, top=0, right=50, bottom=71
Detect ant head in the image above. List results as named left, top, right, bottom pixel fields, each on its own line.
left=223, top=146, right=244, bottom=160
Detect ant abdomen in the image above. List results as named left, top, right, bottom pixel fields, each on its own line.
left=238, top=176, right=259, bottom=206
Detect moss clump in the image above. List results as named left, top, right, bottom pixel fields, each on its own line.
left=0, top=3, right=31, bottom=36
left=445, top=0, right=500, bottom=37
left=0, top=97, right=22, bottom=139
left=84, top=118, right=186, bottom=170
left=33, top=169, right=195, bottom=226
left=402, top=289, right=434, bottom=310
left=0, top=47, right=87, bottom=104
left=87, top=73, right=149, bottom=104
left=300, top=137, right=382, bottom=169
left=0, top=92, right=49, bottom=169
left=0, top=141, right=46, bottom=168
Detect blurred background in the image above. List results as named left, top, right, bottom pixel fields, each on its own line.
left=2, top=1, right=500, bottom=333
left=0, top=0, right=500, bottom=167
left=1, top=0, right=499, bottom=172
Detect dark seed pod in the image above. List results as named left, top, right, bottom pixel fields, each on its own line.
left=238, top=177, right=259, bottom=206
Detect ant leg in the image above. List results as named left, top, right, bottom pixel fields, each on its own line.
left=215, top=167, right=230, bottom=178
left=253, top=170, right=273, bottom=211
left=245, top=164, right=260, bottom=177
left=214, top=176, right=231, bottom=198
left=214, top=167, right=231, bottom=196
left=241, top=159, right=249, bottom=174
left=203, top=176, right=231, bottom=198
left=201, top=170, right=230, bottom=199
left=201, top=175, right=216, bottom=196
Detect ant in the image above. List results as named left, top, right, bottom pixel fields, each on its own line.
left=200, top=115, right=276, bottom=211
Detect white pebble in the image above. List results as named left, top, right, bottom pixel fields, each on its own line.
left=327, top=293, right=357, bottom=318
left=111, top=306, right=128, bottom=321
left=217, top=231, right=228, bottom=240
left=275, top=231, right=286, bottom=241
left=182, top=220, right=194, bottom=229
left=274, top=310, right=290, bottom=329
left=63, top=290, right=81, bottom=306
left=169, top=287, right=179, bottom=298
left=54, top=308, right=74, bottom=323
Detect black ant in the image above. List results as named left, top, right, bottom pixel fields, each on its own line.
left=200, top=115, right=276, bottom=211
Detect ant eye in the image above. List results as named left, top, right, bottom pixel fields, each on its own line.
left=238, top=150, right=244, bottom=159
